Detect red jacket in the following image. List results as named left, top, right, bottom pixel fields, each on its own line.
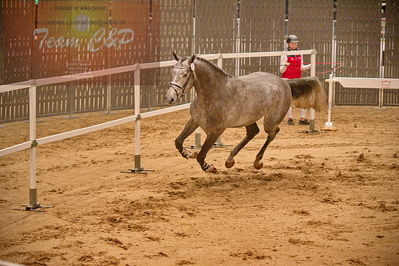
left=282, top=55, right=302, bottom=79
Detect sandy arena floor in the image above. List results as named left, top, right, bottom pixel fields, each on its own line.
left=0, top=106, right=398, bottom=265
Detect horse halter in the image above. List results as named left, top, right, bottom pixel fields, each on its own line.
left=169, top=64, right=194, bottom=98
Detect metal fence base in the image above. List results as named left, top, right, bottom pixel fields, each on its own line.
left=123, top=168, right=155, bottom=174
left=20, top=203, right=53, bottom=212
left=122, top=155, right=154, bottom=174
left=190, top=135, right=231, bottom=149
left=212, top=140, right=232, bottom=148
left=302, top=129, right=319, bottom=134
left=190, top=132, right=202, bottom=149
left=14, top=188, right=53, bottom=212
left=301, top=120, right=319, bottom=134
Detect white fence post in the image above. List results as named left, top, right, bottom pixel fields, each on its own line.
left=194, top=129, right=202, bottom=147
left=24, top=82, right=52, bottom=211
left=28, top=84, right=38, bottom=208
left=379, top=28, right=385, bottom=110
left=378, top=85, right=384, bottom=109
left=129, top=65, right=153, bottom=173
left=326, top=74, right=334, bottom=128
left=134, top=66, right=142, bottom=172
left=310, top=49, right=316, bottom=77
left=307, top=49, right=317, bottom=133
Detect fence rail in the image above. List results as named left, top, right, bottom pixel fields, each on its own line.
left=1, top=50, right=316, bottom=94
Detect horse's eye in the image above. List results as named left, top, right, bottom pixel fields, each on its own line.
left=183, top=74, right=188, bottom=78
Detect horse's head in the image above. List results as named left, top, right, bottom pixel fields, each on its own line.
left=165, top=52, right=196, bottom=104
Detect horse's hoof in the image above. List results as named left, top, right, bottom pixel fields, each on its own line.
left=254, top=161, right=263, bottom=170
left=225, top=158, right=235, bottom=168
left=205, top=165, right=217, bottom=173
left=205, top=165, right=218, bottom=174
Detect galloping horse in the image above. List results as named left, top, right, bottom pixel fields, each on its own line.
left=165, top=53, right=325, bottom=173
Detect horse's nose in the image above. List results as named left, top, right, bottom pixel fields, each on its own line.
left=165, top=87, right=178, bottom=104
left=165, top=94, right=175, bottom=104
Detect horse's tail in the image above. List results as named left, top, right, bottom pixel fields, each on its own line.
left=287, top=76, right=326, bottom=112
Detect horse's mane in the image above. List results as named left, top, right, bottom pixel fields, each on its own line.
left=195, top=57, right=232, bottom=78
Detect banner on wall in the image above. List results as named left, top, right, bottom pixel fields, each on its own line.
left=32, top=0, right=155, bottom=77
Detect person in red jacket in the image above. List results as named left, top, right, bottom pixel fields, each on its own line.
left=280, top=34, right=311, bottom=125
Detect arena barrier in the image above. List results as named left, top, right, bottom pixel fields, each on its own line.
left=0, top=49, right=317, bottom=211
left=324, top=75, right=399, bottom=129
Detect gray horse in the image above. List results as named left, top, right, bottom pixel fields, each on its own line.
left=165, top=53, right=325, bottom=173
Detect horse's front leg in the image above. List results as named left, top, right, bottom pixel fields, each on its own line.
left=197, top=131, right=223, bottom=173
left=175, top=118, right=199, bottom=159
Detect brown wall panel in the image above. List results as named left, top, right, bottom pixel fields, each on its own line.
left=0, top=0, right=35, bottom=121
left=335, top=0, right=381, bottom=105
left=384, top=0, right=399, bottom=79
left=288, top=0, right=333, bottom=80
left=195, top=0, right=237, bottom=75
left=239, top=0, right=285, bottom=76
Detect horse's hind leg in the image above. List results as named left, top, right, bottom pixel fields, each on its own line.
left=225, top=123, right=259, bottom=168
left=253, top=126, right=280, bottom=169
left=175, top=118, right=199, bottom=159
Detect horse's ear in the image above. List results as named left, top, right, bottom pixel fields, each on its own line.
left=189, top=54, right=196, bottom=64
left=172, top=52, right=180, bottom=61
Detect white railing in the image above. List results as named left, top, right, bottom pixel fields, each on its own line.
left=0, top=49, right=317, bottom=210
left=324, top=75, right=399, bottom=129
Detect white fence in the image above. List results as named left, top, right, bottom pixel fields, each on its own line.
left=0, top=49, right=317, bottom=210
left=324, top=75, right=399, bottom=129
